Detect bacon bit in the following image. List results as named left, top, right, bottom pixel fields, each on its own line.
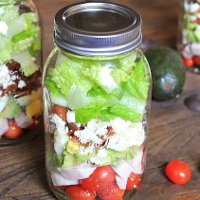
left=6, top=60, right=21, bottom=71
left=107, top=126, right=115, bottom=136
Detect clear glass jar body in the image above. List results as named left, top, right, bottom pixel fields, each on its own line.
left=177, top=0, right=200, bottom=73
left=43, top=46, right=151, bottom=200
left=0, top=0, right=42, bottom=145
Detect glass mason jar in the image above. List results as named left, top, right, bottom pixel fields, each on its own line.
left=43, top=2, right=151, bottom=200
left=0, top=0, right=42, bottom=145
left=177, top=0, right=200, bottom=73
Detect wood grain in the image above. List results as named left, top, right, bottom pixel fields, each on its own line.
left=1, top=0, right=200, bottom=200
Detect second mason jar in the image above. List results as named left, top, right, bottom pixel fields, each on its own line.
left=0, top=0, right=42, bottom=145
left=43, top=2, right=151, bottom=200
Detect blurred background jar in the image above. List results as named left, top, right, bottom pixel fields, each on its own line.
left=0, top=0, right=42, bottom=145
left=43, top=2, right=151, bottom=200
left=177, top=0, right=200, bottom=73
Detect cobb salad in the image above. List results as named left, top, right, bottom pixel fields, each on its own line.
left=45, top=49, right=151, bottom=199
left=180, top=0, right=200, bottom=70
left=0, top=2, right=42, bottom=142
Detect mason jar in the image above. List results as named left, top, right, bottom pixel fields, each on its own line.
left=177, top=0, right=200, bottom=73
left=43, top=2, right=151, bottom=200
left=0, top=0, right=42, bottom=145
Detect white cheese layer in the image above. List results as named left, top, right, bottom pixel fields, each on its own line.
left=106, top=118, right=145, bottom=151
left=74, top=119, right=108, bottom=145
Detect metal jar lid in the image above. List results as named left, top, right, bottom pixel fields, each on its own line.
left=54, top=2, right=142, bottom=56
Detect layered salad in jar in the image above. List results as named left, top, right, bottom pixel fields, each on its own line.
left=180, top=0, right=200, bottom=71
left=0, top=3, right=42, bottom=142
left=45, top=49, right=151, bottom=199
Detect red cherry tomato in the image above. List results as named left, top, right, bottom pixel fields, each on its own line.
left=4, top=120, right=22, bottom=139
left=52, top=104, right=67, bottom=121
left=66, top=186, right=96, bottom=200
left=98, top=182, right=125, bottom=200
left=80, top=166, right=115, bottom=193
left=193, top=56, right=200, bottom=66
left=126, top=172, right=141, bottom=190
left=165, top=160, right=191, bottom=185
left=182, top=56, right=194, bottom=68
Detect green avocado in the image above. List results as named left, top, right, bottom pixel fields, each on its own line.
left=0, top=97, right=21, bottom=119
left=145, top=47, right=185, bottom=101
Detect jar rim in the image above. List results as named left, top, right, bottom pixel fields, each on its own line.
left=54, top=2, right=142, bottom=56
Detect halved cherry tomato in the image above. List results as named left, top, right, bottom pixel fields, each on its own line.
left=193, top=56, right=200, bottom=66
left=126, top=172, right=141, bottom=190
left=52, top=104, right=67, bottom=121
left=165, top=160, right=191, bottom=185
left=66, top=185, right=96, bottom=200
left=4, top=120, right=22, bottom=139
left=182, top=56, right=194, bottom=68
left=80, top=166, right=115, bottom=193
left=98, top=182, right=125, bottom=200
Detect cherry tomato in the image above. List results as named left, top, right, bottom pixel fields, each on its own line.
left=165, top=160, right=191, bottom=185
left=80, top=166, right=115, bottom=193
left=126, top=172, right=141, bottom=190
left=182, top=56, right=194, bottom=68
left=98, top=182, right=125, bottom=200
left=193, top=56, right=200, bottom=66
left=66, top=186, right=96, bottom=200
left=52, top=104, right=67, bottom=121
left=4, top=120, right=22, bottom=139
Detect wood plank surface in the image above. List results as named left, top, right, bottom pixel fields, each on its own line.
left=1, top=0, right=200, bottom=200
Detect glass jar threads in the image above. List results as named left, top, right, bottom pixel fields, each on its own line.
left=43, top=2, right=151, bottom=200
left=0, top=0, right=42, bottom=145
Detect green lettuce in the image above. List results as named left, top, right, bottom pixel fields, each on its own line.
left=75, top=102, right=107, bottom=124
left=50, top=58, right=92, bottom=97
left=125, top=57, right=150, bottom=100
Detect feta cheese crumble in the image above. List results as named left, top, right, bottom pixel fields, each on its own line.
left=74, top=119, right=108, bottom=145
left=0, top=21, right=8, bottom=35
left=67, top=110, right=76, bottom=123
left=106, top=118, right=145, bottom=151
left=99, top=65, right=118, bottom=93
left=0, top=64, right=14, bottom=89
left=18, top=80, right=26, bottom=89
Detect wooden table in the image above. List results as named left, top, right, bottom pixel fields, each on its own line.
left=1, top=0, right=200, bottom=199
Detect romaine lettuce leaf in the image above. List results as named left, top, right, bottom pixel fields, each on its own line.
left=125, top=57, right=150, bottom=100
left=50, top=58, right=92, bottom=97
left=75, top=102, right=107, bottom=124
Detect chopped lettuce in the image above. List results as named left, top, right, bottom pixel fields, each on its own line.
left=75, top=102, right=107, bottom=124
left=125, top=57, right=150, bottom=100
left=109, top=104, right=141, bottom=122
left=50, top=58, right=92, bottom=97
left=13, top=51, right=39, bottom=77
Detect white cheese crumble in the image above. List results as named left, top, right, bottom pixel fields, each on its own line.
left=51, top=114, right=66, bottom=129
left=0, top=21, right=8, bottom=35
left=74, top=119, right=108, bottom=145
left=18, top=80, right=26, bottom=89
left=98, top=65, right=118, bottom=93
left=0, top=95, right=9, bottom=112
left=189, top=2, right=200, bottom=13
left=0, top=64, right=14, bottom=89
left=54, top=128, right=69, bottom=156
left=67, top=110, right=76, bottom=123
left=106, top=118, right=145, bottom=151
